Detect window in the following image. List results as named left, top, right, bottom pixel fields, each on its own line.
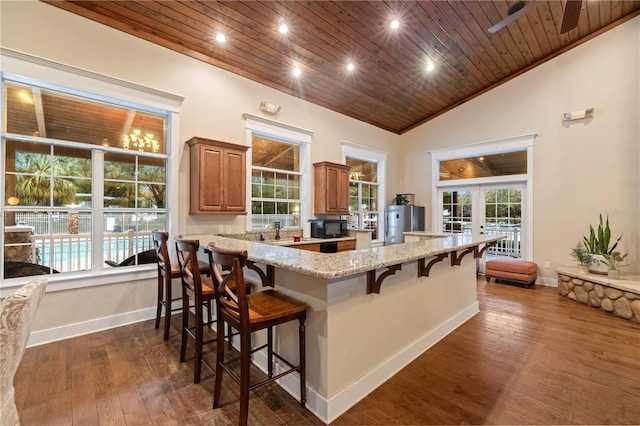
left=251, top=135, right=301, bottom=229
left=346, top=157, right=379, bottom=240
left=244, top=114, right=312, bottom=231
left=439, top=150, right=527, bottom=181
left=341, top=142, right=387, bottom=243
left=2, top=77, right=169, bottom=281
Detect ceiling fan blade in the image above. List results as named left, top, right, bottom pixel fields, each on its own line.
left=560, top=0, right=583, bottom=33
left=488, top=1, right=543, bottom=34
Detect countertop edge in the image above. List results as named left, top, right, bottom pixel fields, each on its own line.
left=192, top=233, right=507, bottom=280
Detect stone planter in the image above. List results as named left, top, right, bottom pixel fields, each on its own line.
left=556, top=270, right=640, bottom=323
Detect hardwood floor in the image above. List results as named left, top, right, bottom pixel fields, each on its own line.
left=15, top=279, right=640, bottom=425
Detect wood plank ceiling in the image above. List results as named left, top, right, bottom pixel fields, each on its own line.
left=44, top=1, right=640, bottom=135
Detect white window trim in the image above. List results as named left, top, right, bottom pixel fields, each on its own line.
left=430, top=134, right=535, bottom=260
left=243, top=114, right=313, bottom=231
left=0, top=49, right=183, bottom=296
left=341, top=141, right=387, bottom=244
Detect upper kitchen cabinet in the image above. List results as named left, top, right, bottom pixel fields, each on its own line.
left=314, top=161, right=350, bottom=215
left=187, top=137, right=248, bottom=215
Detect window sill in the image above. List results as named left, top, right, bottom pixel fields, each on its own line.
left=0, top=265, right=156, bottom=297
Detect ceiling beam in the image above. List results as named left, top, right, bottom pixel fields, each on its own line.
left=31, top=87, right=47, bottom=138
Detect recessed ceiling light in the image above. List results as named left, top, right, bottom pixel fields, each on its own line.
left=426, top=62, right=435, bottom=72
left=278, top=23, right=289, bottom=34
left=215, top=32, right=226, bottom=43
left=390, top=19, right=400, bottom=30
left=292, top=67, right=302, bottom=77
left=347, top=62, right=355, bottom=72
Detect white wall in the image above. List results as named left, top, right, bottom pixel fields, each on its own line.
left=0, top=1, right=399, bottom=335
left=400, top=17, right=640, bottom=281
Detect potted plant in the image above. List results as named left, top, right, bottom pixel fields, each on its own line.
left=569, top=243, right=594, bottom=274
left=602, top=251, right=628, bottom=279
left=394, top=194, right=409, bottom=205
left=582, top=214, right=623, bottom=274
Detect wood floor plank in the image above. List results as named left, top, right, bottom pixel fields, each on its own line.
left=12, top=341, right=35, bottom=413
left=91, top=345, right=128, bottom=425
left=13, top=278, right=640, bottom=425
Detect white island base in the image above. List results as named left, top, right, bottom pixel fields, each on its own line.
left=189, top=233, right=501, bottom=424
left=247, top=255, right=478, bottom=423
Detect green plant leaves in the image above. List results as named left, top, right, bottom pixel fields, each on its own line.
left=582, top=214, right=623, bottom=255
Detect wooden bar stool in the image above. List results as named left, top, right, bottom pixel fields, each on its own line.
left=205, top=245, right=308, bottom=426
left=175, top=238, right=249, bottom=384
left=152, top=231, right=211, bottom=341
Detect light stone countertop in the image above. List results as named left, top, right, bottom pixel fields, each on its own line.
left=556, top=265, right=640, bottom=295
left=404, top=231, right=450, bottom=238
left=185, top=233, right=506, bottom=279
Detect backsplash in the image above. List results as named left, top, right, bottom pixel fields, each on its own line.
left=219, top=229, right=303, bottom=241
left=218, top=228, right=359, bottom=241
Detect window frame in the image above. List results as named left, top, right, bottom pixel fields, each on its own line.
left=243, top=114, right=312, bottom=232
left=341, top=142, right=387, bottom=244
left=0, top=50, right=182, bottom=295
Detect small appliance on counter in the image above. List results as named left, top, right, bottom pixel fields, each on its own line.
left=308, top=219, right=348, bottom=239
left=384, top=205, right=425, bottom=245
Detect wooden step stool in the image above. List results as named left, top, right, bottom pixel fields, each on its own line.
left=485, top=259, right=538, bottom=288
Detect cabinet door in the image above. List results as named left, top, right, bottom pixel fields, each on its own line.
left=325, top=166, right=339, bottom=213
left=199, top=144, right=224, bottom=212
left=314, top=162, right=351, bottom=215
left=188, top=137, right=248, bottom=215
left=337, top=167, right=350, bottom=214
left=224, top=149, right=246, bottom=212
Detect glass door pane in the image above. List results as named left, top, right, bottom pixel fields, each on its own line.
left=482, top=186, right=523, bottom=258
left=441, top=189, right=474, bottom=234
left=438, top=184, right=526, bottom=260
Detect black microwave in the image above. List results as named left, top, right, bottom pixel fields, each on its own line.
left=309, top=219, right=348, bottom=239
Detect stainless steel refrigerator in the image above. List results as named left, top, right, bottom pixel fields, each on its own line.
left=384, top=205, right=425, bottom=245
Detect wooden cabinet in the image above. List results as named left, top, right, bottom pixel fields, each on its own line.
left=337, top=240, right=356, bottom=252
left=313, top=161, right=351, bottom=215
left=286, top=239, right=355, bottom=253
left=186, top=137, right=248, bottom=215
left=293, top=243, right=321, bottom=252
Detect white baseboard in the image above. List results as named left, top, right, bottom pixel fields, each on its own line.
left=27, top=307, right=156, bottom=347
left=27, top=299, right=191, bottom=348
left=536, top=276, right=558, bottom=287
left=248, top=301, right=479, bottom=424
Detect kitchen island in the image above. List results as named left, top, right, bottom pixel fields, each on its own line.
left=186, top=232, right=503, bottom=423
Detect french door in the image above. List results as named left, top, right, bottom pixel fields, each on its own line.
left=437, top=183, right=526, bottom=259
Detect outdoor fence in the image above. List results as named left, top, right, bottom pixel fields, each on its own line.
left=444, top=224, right=521, bottom=258
left=30, top=230, right=154, bottom=273
left=15, top=212, right=92, bottom=235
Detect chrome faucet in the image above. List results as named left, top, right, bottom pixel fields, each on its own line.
left=273, top=221, right=281, bottom=240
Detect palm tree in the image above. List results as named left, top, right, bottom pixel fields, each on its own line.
left=15, top=153, right=77, bottom=206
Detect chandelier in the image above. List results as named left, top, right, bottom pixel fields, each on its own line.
left=349, top=171, right=363, bottom=181
left=122, top=129, right=159, bottom=153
